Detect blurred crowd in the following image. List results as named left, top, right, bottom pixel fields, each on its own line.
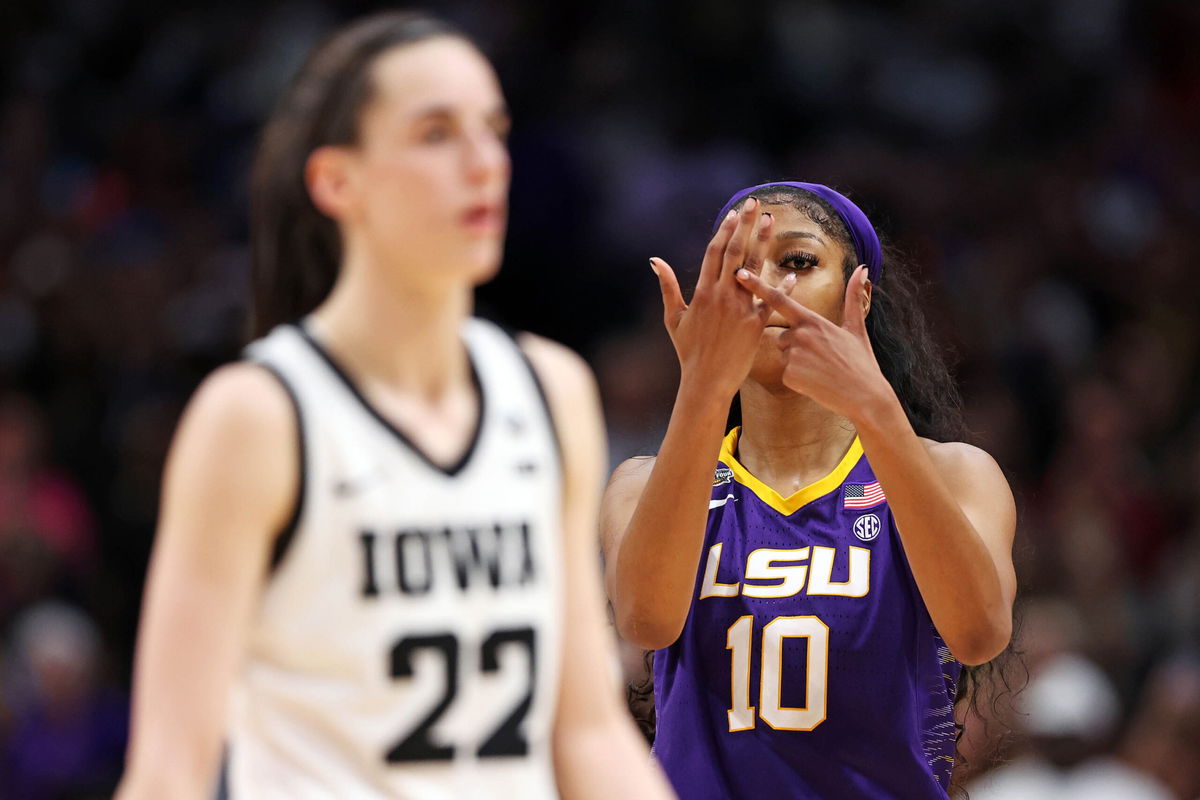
left=1, top=0, right=1199, bottom=798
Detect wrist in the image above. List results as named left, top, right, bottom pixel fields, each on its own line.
left=674, top=375, right=736, bottom=426
left=847, top=380, right=908, bottom=438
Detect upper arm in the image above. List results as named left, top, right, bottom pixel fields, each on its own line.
left=121, top=362, right=298, bottom=795
left=598, top=457, right=655, bottom=598
left=156, top=362, right=298, bottom=574
left=924, top=440, right=1017, bottom=607
left=516, top=334, right=625, bottom=723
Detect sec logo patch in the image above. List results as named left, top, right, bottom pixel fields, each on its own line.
left=853, top=514, right=881, bottom=542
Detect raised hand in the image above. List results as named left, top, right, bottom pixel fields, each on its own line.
left=650, top=197, right=775, bottom=400
left=734, top=264, right=895, bottom=420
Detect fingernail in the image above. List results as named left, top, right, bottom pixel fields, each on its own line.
left=725, top=209, right=737, bottom=221
left=783, top=273, right=796, bottom=286
left=746, top=197, right=758, bottom=211
left=736, top=268, right=750, bottom=280
left=648, top=258, right=659, bottom=273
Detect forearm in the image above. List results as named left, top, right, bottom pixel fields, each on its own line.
left=555, top=714, right=676, bottom=800
left=115, top=768, right=215, bottom=800
left=613, top=381, right=730, bottom=648
left=853, top=391, right=1010, bottom=663
left=118, top=573, right=238, bottom=800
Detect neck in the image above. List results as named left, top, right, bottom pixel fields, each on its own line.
left=735, top=380, right=858, bottom=493
left=309, top=249, right=472, bottom=402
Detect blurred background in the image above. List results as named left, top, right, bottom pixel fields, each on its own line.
left=1, top=0, right=1198, bottom=797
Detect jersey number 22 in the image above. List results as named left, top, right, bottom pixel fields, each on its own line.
left=388, top=627, right=536, bottom=761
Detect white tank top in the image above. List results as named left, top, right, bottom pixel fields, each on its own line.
left=229, top=318, right=564, bottom=799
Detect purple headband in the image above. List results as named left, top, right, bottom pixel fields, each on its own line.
left=713, top=181, right=883, bottom=284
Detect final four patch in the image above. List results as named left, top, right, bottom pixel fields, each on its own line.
left=713, top=466, right=734, bottom=487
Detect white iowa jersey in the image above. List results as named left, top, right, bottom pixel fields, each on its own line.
left=230, top=318, right=564, bottom=799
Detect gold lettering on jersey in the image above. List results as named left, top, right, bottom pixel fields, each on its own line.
left=805, top=546, right=870, bottom=597
left=699, top=545, right=871, bottom=600
left=358, top=521, right=536, bottom=598
left=700, top=543, right=740, bottom=598
left=743, top=548, right=810, bottom=598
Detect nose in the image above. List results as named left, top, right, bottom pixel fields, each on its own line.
left=463, top=128, right=510, bottom=185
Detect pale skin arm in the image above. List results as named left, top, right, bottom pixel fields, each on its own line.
left=602, top=199, right=779, bottom=650
left=115, top=364, right=297, bottom=800
left=736, top=266, right=1016, bottom=665
left=519, top=334, right=676, bottom=800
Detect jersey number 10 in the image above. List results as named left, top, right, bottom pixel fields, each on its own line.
left=726, top=615, right=829, bottom=732
left=387, top=627, right=536, bottom=762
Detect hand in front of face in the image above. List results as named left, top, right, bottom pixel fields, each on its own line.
left=650, top=197, right=775, bottom=400
left=735, top=265, right=893, bottom=421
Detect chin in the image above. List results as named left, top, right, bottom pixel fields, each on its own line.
left=747, top=357, right=785, bottom=387
left=464, top=242, right=504, bottom=286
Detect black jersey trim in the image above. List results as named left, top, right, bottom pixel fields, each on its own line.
left=507, top=330, right=564, bottom=470
left=293, top=324, right=486, bottom=479
left=251, top=362, right=307, bottom=574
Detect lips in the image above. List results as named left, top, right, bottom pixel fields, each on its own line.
left=461, top=203, right=505, bottom=234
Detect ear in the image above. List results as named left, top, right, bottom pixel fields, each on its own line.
left=305, top=145, right=356, bottom=219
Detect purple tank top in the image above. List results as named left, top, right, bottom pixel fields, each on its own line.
left=653, top=429, right=961, bottom=799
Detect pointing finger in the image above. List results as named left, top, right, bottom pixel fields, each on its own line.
left=735, top=268, right=821, bottom=327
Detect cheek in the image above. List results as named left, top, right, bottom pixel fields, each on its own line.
left=796, top=277, right=847, bottom=324
left=358, top=155, right=451, bottom=229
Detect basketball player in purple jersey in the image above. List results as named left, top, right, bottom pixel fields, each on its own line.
left=601, top=182, right=1016, bottom=799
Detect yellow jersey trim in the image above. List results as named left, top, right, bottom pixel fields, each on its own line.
left=718, top=427, right=863, bottom=516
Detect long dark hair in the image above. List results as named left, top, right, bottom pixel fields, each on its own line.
left=248, top=11, right=469, bottom=340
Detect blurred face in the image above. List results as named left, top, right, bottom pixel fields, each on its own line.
left=323, top=37, right=511, bottom=287
left=746, top=203, right=854, bottom=386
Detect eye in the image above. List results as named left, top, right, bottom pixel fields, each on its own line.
left=420, top=124, right=453, bottom=144
left=780, top=251, right=819, bottom=270
left=489, top=115, right=512, bottom=143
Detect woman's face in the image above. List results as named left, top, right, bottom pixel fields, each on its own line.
left=331, top=37, right=511, bottom=287
left=745, top=202, right=855, bottom=386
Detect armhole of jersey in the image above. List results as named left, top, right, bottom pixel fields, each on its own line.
left=251, top=361, right=307, bottom=574
left=505, top=330, right=564, bottom=470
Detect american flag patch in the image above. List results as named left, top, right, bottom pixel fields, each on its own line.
left=844, top=481, right=885, bottom=509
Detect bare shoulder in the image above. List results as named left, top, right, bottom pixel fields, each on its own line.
left=918, top=438, right=1005, bottom=478
left=183, top=361, right=295, bottom=447
left=516, top=332, right=596, bottom=402
left=599, top=457, right=656, bottom=535
left=607, top=455, right=657, bottom=493
left=918, top=437, right=1014, bottom=505
left=164, top=361, right=298, bottom=537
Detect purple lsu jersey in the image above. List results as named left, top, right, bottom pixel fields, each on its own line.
left=653, top=428, right=961, bottom=799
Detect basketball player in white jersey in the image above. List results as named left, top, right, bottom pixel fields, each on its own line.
left=115, top=12, right=675, bottom=800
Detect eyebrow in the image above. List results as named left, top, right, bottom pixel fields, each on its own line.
left=776, top=230, right=826, bottom=244
left=409, top=103, right=510, bottom=123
